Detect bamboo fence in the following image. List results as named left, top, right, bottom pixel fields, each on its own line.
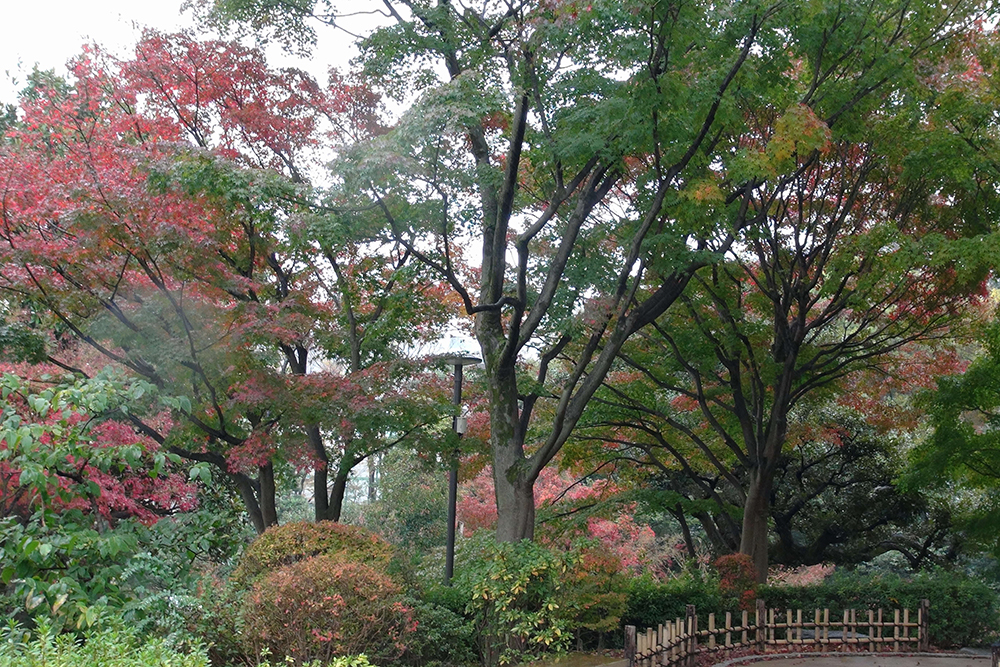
left=624, top=598, right=930, bottom=667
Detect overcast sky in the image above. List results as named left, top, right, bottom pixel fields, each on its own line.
left=0, top=0, right=370, bottom=103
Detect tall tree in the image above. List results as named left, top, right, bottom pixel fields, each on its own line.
left=582, top=116, right=995, bottom=577
left=0, top=33, right=450, bottom=531
left=203, top=0, right=990, bottom=542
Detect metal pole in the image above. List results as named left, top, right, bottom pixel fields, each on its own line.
left=445, top=363, right=463, bottom=584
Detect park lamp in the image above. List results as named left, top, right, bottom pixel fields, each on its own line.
left=440, top=336, right=480, bottom=585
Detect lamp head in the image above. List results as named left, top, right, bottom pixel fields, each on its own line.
left=440, top=335, right=481, bottom=367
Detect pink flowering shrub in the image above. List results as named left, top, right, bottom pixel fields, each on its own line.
left=241, top=555, right=415, bottom=665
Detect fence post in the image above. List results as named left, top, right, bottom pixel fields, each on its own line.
left=918, top=599, right=930, bottom=652
left=756, top=599, right=766, bottom=652
left=625, top=625, right=636, bottom=667
left=686, top=604, right=697, bottom=667
left=991, top=642, right=1000, bottom=667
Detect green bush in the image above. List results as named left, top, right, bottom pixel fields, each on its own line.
left=242, top=555, right=414, bottom=665
left=174, top=574, right=246, bottom=667
left=621, top=567, right=998, bottom=649
left=422, top=583, right=472, bottom=617
left=761, top=569, right=1000, bottom=648
left=0, top=622, right=208, bottom=667
left=232, top=521, right=396, bottom=590
left=401, top=598, right=476, bottom=667
left=454, top=538, right=573, bottom=666
left=621, top=573, right=722, bottom=631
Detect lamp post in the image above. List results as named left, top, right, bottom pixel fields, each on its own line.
left=441, top=338, right=480, bottom=585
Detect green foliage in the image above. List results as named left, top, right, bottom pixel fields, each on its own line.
left=0, top=324, right=46, bottom=364
left=907, top=317, right=1000, bottom=557
left=421, top=583, right=471, bottom=617
left=621, top=573, right=721, bottom=632
left=242, top=555, right=414, bottom=665
left=401, top=597, right=476, bottom=667
left=231, top=521, right=396, bottom=590
left=454, top=538, right=573, bottom=666
left=0, top=507, right=247, bottom=641
left=761, top=569, right=1000, bottom=648
left=357, top=448, right=449, bottom=558
left=1, top=511, right=136, bottom=631
left=0, top=621, right=208, bottom=667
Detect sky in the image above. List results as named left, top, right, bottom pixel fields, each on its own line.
left=0, top=0, right=369, bottom=103
left=1, top=1, right=191, bottom=101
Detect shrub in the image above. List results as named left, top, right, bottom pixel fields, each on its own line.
left=455, top=539, right=573, bottom=666
left=0, top=622, right=208, bottom=667
left=621, top=573, right=721, bottom=632
left=422, top=583, right=472, bottom=617
left=242, top=555, right=415, bottom=665
left=401, top=598, right=476, bottom=667
left=232, top=521, right=396, bottom=590
left=555, top=541, right=628, bottom=648
left=715, top=554, right=757, bottom=612
left=761, top=568, right=1000, bottom=648
left=254, top=655, right=378, bottom=667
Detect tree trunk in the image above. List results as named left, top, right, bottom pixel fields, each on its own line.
left=314, top=463, right=330, bottom=520
left=368, top=452, right=378, bottom=503
left=325, top=467, right=351, bottom=523
left=235, top=474, right=266, bottom=534
left=307, top=425, right=332, bottom=522
left=495, top=474, right=535, bottom=542
left=672, top=505, right=697, bottom=560
left=740, top=471, right=772, bottom=582
left=259, top=462, right=279, bottom=528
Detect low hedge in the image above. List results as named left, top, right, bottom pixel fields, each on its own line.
left=620, top=569, right=999, bottom=649
left=760, top=569, right=999, bottom=648
left=621, top=574, right=722, bottom=631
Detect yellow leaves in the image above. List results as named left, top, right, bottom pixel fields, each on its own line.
left=767, top=104, right=832, bottom=167
left=685, top=178, right=725, bottom=205
left=733, top=104, right=834, bottom=183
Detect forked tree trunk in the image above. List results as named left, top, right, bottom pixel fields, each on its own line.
left=307, top=425, right=333, bottom=521
left=481, top=323, right=536, bottom=542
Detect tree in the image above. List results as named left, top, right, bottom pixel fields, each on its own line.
left=908, top=316, right=1000, bottom=557
left=0, top=32, right=451, bottom=532
left=194, top=0, right=990, bottom=544
left=0, top=366, right=202, bottom=629
left=769, top=409, right=958, bottom=569
left=313, top=0, right=993, bottom=544
left=580, top=102, right=994, bottom=577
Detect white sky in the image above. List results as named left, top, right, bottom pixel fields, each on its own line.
left=0, top=0, right=373, bottom=103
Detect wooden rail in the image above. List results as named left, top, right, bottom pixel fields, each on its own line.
left=626, top=598, right=930, bottom=667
